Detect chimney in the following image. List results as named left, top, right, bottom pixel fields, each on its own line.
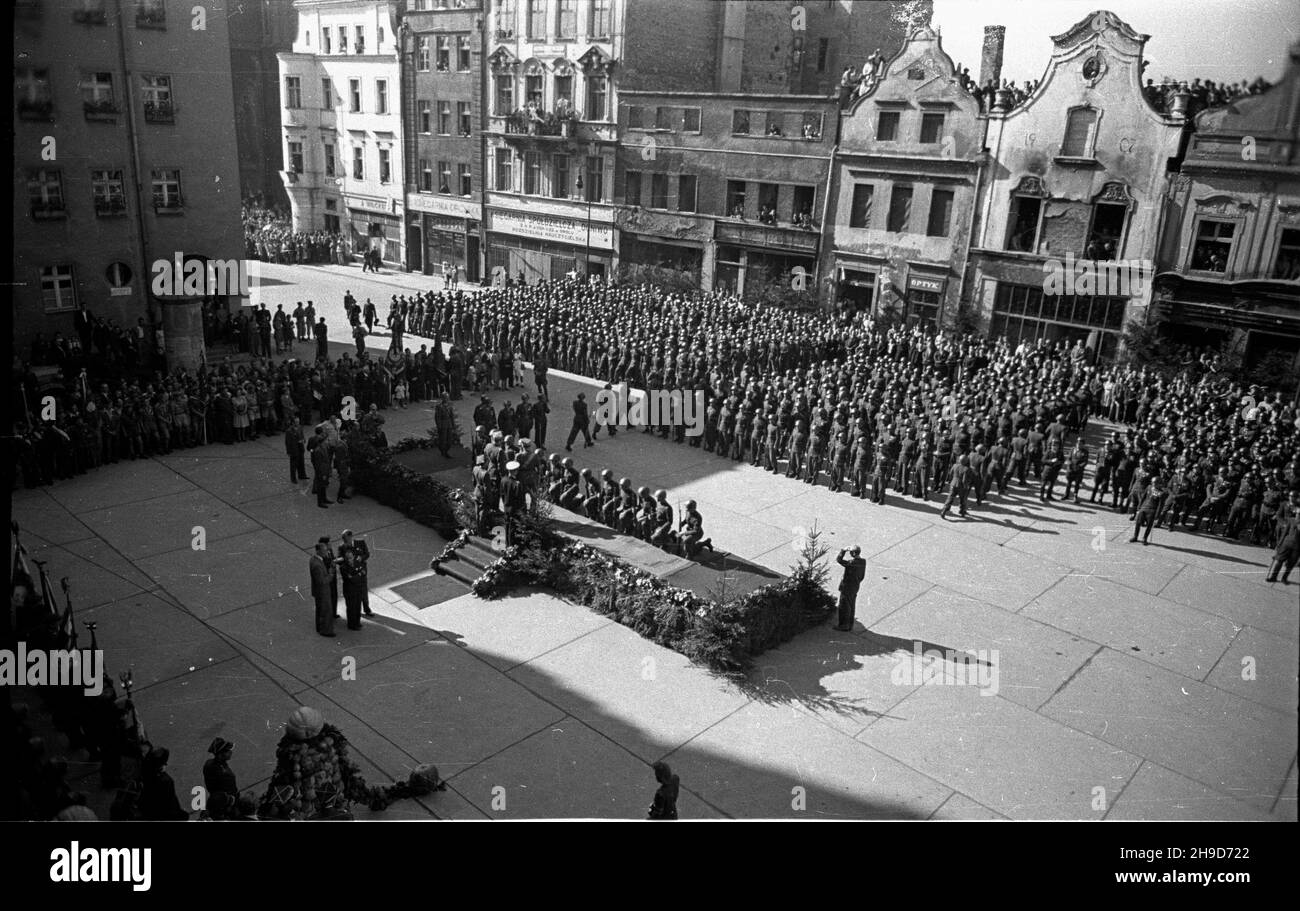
left=979, top=25, right=1006, bottom=89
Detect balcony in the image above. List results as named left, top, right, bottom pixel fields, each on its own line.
left=94, top=197, right=127, bottom=217
left=497, top=107, right=580, bottom=139
left=144, top=100, right=174, bottom=123
left=83, top=99, right=120, bottom=122
left=72, top=8, right=106, bottom=24
left=31, top=202, right=67, bottom=221
left=18, top=98, right=54, bottom=122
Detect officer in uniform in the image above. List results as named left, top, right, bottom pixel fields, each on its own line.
left=786, top=420, right=808, bottom=479
left=500, top=461, right=528, bottom=547
left=678, top=500, right=713, bottom=559
left=940, top=454, right=973, bottom=519
left=650, top=491, right=675, bottom=547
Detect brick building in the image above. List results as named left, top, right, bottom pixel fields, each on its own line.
left=824, top=25, right=984, bottom=328
left=482, top=0, right=622, bottom=282
left=965, top=10, right=1188, bottom=361
left=400, top=0, right=486, bottom=281
left=279, top=0, right=407, bottom=266
left=12, top=0, right=244, bottom=367
left=228, top=0, right=298, bottom=209
left=1151, top=40, right=1300, bottom=378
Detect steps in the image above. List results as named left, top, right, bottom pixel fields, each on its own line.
left=436, top=537, right=501, bottom=587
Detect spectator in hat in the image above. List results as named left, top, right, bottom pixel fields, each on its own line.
left=203, top=738, right=239, bottom=820
left=310, top=537, right=337, bottom=637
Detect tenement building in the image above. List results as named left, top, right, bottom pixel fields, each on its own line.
left=12, top=0, right=244, bottom=368
left=400, top=0, right=485, bottom=281
left=964, top=10, right=1187, bottom=359
left=1151, top=40, right=1300, bottom=378
left=824, top=25, right=984, bottom=328
left=279, top=0, right=407, bottom=267
left=228, top=0, right=298, bottom=209
left=482, top=0, right=622, bottom=281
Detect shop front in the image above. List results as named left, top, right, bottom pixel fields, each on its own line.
left=346, top=194, right=403, bottom=266
left=406, top=193, right=482, bottom=282
left=485, top=207, right=614, bottom=284
left=902, top=270, right=948, bottom=331
left=713, top=222, right=818, bottom=298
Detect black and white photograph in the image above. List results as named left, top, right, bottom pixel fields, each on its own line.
left=4, top=0, right=1297, bottom=868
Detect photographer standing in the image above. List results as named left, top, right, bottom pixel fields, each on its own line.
left=834, top=546, right=866, bottom=632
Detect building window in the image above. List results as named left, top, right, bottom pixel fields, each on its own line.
left=1273, top=228, right=1300, bottom=280
left=584, top=155, right=603, bottom=202
left=419, top=100, right=432, bottom=133
left=1192, top=219, right=1235, bottom=272
left=16, top=67, right=53, bottom=120
left=458, top=101, right=472, bottom=135
left=324, top=29, right=332, bottom=54
left=495, top=0, right=517, bottom=40
left=495, top=74, right=514, bottom=115
left=525, top=72, right=543, bottom=107
left=459, top=163, right=472, bottom=196
left=732, top=109, right=751, bottom=135
left=349, top=79, right=361, bottom=112
left=80, top=71, right=117, bottom=116
left=523, top=151, right=541, bottom=194
left=495, top=148, right=513, bottom=191
left=352, top=146, right=364, bottom=180
left=1061, top=108, right=1098, bottom=157
left=355, top=26, right=365, bottom=55
left=438, top=160, right=452, bottom=194
left=91, top=168, right=126, bottom=215
left=801, top=112, right=822, bottom=140
left=1086, top=201, right=1127, bottom=260
left=655, top=106, right=675, bottom=131
left=321, top=77, right=332, bottom=108
left=27, top=168, right=65, bottom=216
left=757, top=183, right=778, bottom=222
left=41, top=266, right=77, bottom=312
left=136, top=0, right=165, bottom=27
left=436, top=36, right=451, bottom=71
left=726, top=180, right=746, bottom=217
left=1007, top=195, right=1044, bottom=252
left=324, top=143, right=336, bottom=177
left=106, top=262, right=133, bottom=288
left=73, top=0, right=107, bottom=24
left=907, top=289, right=941, bottom=330
left=816, top=38, right=829, bottom=72
left=139, top=74, right=174, bottom=122
left=557, top=0, right=576, bottom=38
left=990, top=281, right=1123, bottom=360
left=586, top=75, right=606, bottom=120
left=457, top=36, right=472, bottom=72
left=339, top=26, right=348, bottom=53
left=649, top=173, right=669, bottom=209
left=287, top=140, right=304, bottom=174
left=848, top=184, right=873, bottom=228
left=284, top=75, right=301, bottom=108
left=591, top=0, right=612, bottom=37
left=887, top=185, right=912, bottom=233
left=379, top=148, right=391, bottom=183
left=683, top=107, right=701, bottom=132
left=877, top=110, right=899, bottom=141
left=553, top=154, right=571, bottom=198
left=554, top=74, right=573, bottom=109
left=919, top=112, right=945, bottom=144
left=926, top=188, right=954, bottom=237
left=417, top=37, right=431, bottom=72
left=420, top=159, right=433, bottom=192
left=528, top=0, right=546, bottom=39
left=438, top=101, right=451, bottom=134
left=151, top=168, right=182, bottom=209
left=678, top=174, right=697, bottom=213
left=792, top=186, right=815, bottom=224
left=376, top=79, right=388, bottom=114
left=625, top=170, right=642, bottom=206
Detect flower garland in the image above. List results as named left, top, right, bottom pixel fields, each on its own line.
left=430, top=528, right=471, bottom=573
left=470, top=546, right=519, bottom=596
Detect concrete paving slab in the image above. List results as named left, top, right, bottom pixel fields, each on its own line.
left=1003, top=528, right=1187, bottom=595
left=11, top=492, right=96, bottom=544
left=929, top=792, right=1007, bottom=820
left=14, top=539, right=152, bottom=610
left=407, top=588, right=611, bottom=672
left=45, top=458, right=198, bottom=514
left=1274, top=763, right=1297, bottom=821
left=136, top=528, right=309, bottom=619
left=79, top=488, right=264, bottom=561
left=1039, top=648, right=1296, bottom=813
left=507, top=621, right=751, bottom=763
left=872, top=526, right=1068, bottom=612
left=1021, top=575, right=1238, bottom=680
left=751, top=493, right=931, bottom=561
left=859, top=683, right=1141, bottom=819
left=353, top=520, right=450, bottom=588
left=666, top=700, right=953, bottom=819
left=870, top=588, right=1100, bottom=711
left=79, top=591, right=239, bottom=691
left=162, top=454, right=306, bottom=504
left=1157, top=564, right=1298, bottom=640
left=1106, top=762, right=1274, bottom=821
left=316, top=639, right=566, bottom=777
left=241, top=489, right=409, bottom=548
left=1204, top=626, right=1299, bottom=714
left=448, top=716, right=724, bottom=819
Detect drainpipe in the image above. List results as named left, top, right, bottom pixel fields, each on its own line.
left=953, top=118, right=991, bottom=329
left=114, top=0, right=155, bottom=323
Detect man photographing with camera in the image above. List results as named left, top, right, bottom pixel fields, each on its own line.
left=834, top=546, right=867, bottom=632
